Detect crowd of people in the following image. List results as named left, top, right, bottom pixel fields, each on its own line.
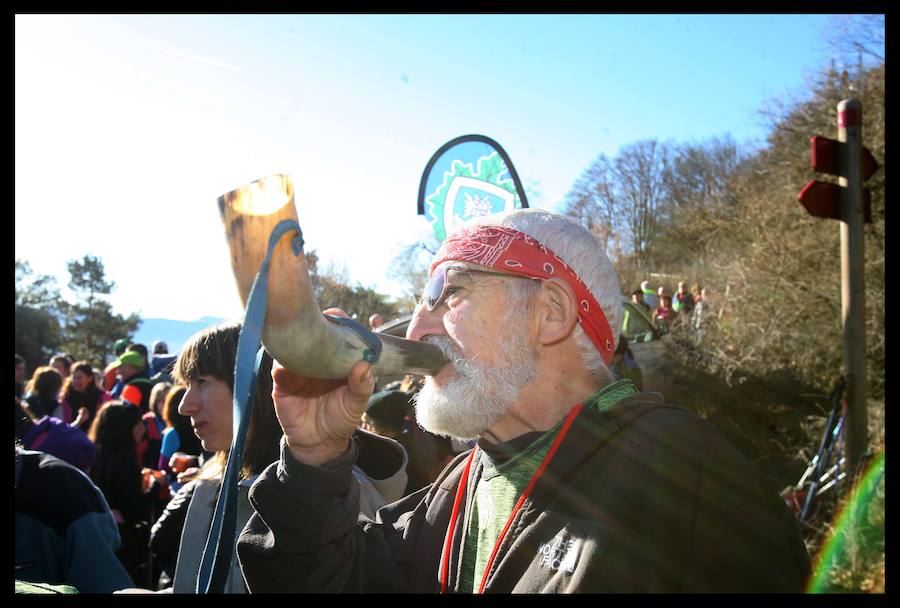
left=630, top=278, right=711, bottom=338
left=15, top=329, right=460, bottom=594
left=15, top=341, right=205, bottom=591
left=16, top=208, right=808, bottom=594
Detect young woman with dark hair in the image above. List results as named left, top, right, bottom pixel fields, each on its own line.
left=88, top=400, right=153, bottom=583
left=23, top=366, right=68, bottom=422
left=131, top=321, right=408, bottom=593
left=654, top=294, right=674, bottom=329
left=60, top=361, right=111, bottom=431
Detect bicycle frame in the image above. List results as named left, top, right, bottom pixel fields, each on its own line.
left=794, top=376, right=847, bottom=524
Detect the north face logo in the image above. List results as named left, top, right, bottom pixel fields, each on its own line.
left=537, top=535, right=579, bottom=573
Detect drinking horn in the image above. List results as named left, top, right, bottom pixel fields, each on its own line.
left=217, top=173, right=447, bottom=379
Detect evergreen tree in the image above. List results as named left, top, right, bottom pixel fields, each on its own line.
left=15, top=260, right=63, bottom=374
left=59, top=255, right=141, bottom=367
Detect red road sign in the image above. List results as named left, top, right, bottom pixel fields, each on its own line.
left=797, top=180, right=872, bottom=223
left=811, top=136, right=840, bottom=175
left=798, top=180, right=841, bottom=220
left=862, top=147, right=880, bottom=181
left=810, top=136, right=879, bottom=180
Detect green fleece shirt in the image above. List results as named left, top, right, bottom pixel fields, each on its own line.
left=459, top=379, right=639, bottom=592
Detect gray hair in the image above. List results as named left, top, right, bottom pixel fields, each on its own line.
left=472, top=209, right=622, bottom=384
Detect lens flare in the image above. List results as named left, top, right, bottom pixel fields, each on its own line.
left=806, top=451, right=885, bottom=593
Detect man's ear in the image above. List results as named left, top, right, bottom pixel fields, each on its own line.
left=535, top=278, right=579, bottom=346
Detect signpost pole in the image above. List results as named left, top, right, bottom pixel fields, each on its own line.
left=837, top=99, right=868, bottom=474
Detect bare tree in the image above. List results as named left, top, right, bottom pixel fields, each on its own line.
left=388, top=238, right=438, bottom=305
left=664, top=136, right=740, bottom=211
left=653, top=136, right=742, bottom=268
left=824, top=14, right=884, bottom=64
left=562, top=154, right=619, bottom=253
left=562, top=139, right=670, bottom=270
left=617, top=140, right=671, bottom=268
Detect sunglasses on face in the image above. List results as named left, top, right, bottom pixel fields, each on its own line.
left=419, top=265, right=537, bottom=312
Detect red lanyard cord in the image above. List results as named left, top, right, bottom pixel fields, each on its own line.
left=440, top=447, right=477, bottom=593
left=439, top=402, right=584, bottom=594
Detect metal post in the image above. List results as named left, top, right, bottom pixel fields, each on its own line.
left=837, top=99, right=868, bottom=473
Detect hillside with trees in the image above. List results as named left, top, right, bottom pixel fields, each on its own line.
left=559, top=16, right=884, bottom=592
left=561, top=20, right=883, bottom=410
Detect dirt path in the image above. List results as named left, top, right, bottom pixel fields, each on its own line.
left=632, top=337, right=825, bottom=492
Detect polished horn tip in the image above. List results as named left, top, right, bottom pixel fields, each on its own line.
left=218, top=172, right=448, bottom=379
left=218, top=174, right=293, bottom=217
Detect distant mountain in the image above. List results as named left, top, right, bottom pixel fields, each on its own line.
left=133, top=316, right=226, bottom=354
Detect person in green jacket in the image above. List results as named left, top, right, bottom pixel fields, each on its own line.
left=672, top=280, right=695, bottom=319
left=640, top=280, right=658, bottom=310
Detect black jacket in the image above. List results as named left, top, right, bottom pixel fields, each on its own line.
left=237, top=392, right=811, bottom=593
left=150, top=480, right=198, bottom=575
left=16, top=449, right=135, bottom=593
left=90, top=453, right=149, bottom=525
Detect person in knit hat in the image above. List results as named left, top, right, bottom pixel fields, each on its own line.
left=362, top=390, right=451, bottom=495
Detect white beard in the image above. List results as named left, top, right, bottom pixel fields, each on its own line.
left=413, top=321, right=539, bottom=440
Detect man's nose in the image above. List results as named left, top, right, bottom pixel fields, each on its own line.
left=406, top=302, right=444, bottom=343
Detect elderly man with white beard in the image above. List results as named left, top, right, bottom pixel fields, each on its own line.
left=236, top=209, right=810, bottom=593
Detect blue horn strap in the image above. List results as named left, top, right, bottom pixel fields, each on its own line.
left=196, top=219, right=303, bottom=594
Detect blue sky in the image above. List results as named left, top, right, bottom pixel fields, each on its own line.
left=15, top=14, right=871, bottom=322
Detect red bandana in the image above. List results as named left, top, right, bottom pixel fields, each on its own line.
left=430, top=224, right=615, bottom=365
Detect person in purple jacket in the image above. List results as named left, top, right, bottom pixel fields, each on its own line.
left=17, top=399, right=95, bottom=472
